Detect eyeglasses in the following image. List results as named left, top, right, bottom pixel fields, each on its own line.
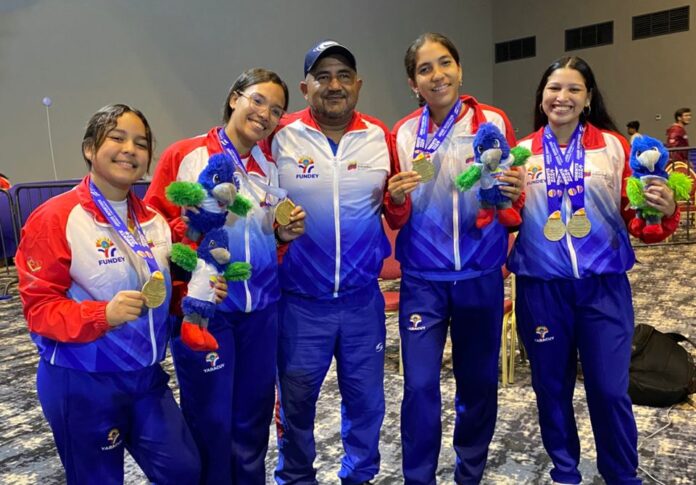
left=236, top=91, right=285, bottom=120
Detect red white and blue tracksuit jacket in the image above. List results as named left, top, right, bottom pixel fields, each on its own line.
left=392, top=95, right=519, bottom=280
left=145, top=127, right=279, bottom=312
left=508, top=123, right=681, bottom=279
left=16, top=176, right=173, bottom=372
left=270, top=108, right=409, bottom=299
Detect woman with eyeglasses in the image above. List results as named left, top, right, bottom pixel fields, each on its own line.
left=146, top=68, right=305, bottom=485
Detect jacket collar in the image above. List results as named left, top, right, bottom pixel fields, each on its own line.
left=298, top=107, right=368, bottom=134
left=420, top=95, right=487, bottom=134
left=209, top=126, right=267, bottom=177
left=528, top=122, right=607, bottom=154
left=77, top=175, right=154, bottom=224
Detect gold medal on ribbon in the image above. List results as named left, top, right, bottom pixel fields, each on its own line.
left=543, top=211, right=566, bottom=241
left=142, top=270, right=166, bottom=308
left=275, top=199, right=296, bottom=226
left=567, top=208, right=591, bottom=238
left=412, top=152, right=435, bottom=183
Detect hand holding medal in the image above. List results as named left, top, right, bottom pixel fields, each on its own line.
left=410, top=99, right=463, bottom=186
left=412, top=152, right=435, bottom=183
left=275, top=202, right=306, bottom=244
left=141, top=270, right=167, bottom=308
left=387, top=170, right=422, bottom=205
left=275, top=199, right=296, bottom=226
left=105, top=290, right=149, bottom=327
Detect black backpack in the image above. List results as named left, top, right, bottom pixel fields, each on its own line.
left=629, top=324, right=696, bottom=407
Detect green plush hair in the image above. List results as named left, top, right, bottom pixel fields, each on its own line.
left=170, top=243, right=198, bottom=271
left=165, top=181, right=206, bottom=207
left=228, top=194, right=253, bottom=217
left=667, top=172, right=693, bottom=201
left=625, top=177, right=646, bottom=208
left=224, top=262, right=252, bottom=281
left=455, top=164, right=482, bottom=191
left=510, top=146, right=532, bottom=167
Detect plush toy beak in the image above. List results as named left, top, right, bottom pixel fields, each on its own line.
left=210, top=247, right=231, bottom=264
left=481, top=148, right=502, bottom=171
left=212, top=183, right=238, bottom=205
left=637, top=149, right=660, bottom=172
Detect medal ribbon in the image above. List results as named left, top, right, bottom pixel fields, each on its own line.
left=541, top=123, right=586, bottom=216
left=89, top=181, right=160, bottom=275
left=412, top=99, right=463, bottom=159
left=217, top=128, right=287, bottom=206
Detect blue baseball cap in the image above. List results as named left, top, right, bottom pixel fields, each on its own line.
left=303, top=40, right=356, bottom=77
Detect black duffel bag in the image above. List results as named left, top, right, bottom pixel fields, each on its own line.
left=629, top=324, right=696, bottom=407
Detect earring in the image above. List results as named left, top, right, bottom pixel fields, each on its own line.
left=414, top=90, right=422, bottom=101
left=538, top=103, right=544, bottom=114
left=583, top=104, right=591, bottom=116
left=459, top=79, right=463, bottom=87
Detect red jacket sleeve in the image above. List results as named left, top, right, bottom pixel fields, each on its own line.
left=16, top=205, right=110, bottom=343
left=383, top=131, right=412, bottom=230
left=145, top=146, right=188, bottom=243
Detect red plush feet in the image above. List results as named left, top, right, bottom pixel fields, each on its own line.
left=628, top=217, right=646, bottom=236
left=497, top=207, right=522, bottom=227
left=641, top=223, right=665, bottom=244
left=200, top=328, right=219, bottom=351
left=181, top=321, right=219, bottom=351
left=476, top=208, right=495, bottom=229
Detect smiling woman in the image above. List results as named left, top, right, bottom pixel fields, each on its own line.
left=82, top=108, right=152, bottom=200
left=508, top=56, right=680, bottom=485
left=391, top=32, right=525, bottom=485
left=15, top=104, right=201, bottom=484
left=145, top=68, right=305, bottom=485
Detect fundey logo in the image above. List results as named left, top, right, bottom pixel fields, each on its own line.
left=96, top=237, right=125, bottom=266
left=296, top=157, right=319, bottom=179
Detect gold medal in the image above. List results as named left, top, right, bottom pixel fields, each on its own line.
left=543, top=211, right=566, bottom=241
left=567, top=209, right=591, bottom=238
left=141, top=271, right=166, bottom=308
left=412, top=152, right=435, bottom=183
left=274, top=199, right=296, bottom=226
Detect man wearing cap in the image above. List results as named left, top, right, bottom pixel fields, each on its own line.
left=266, top=40, right=417, bottom=485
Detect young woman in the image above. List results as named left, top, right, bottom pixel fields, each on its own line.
left=16, top=104, right=203, bottom=484
left=390, top=33, right=525, bottom=484
left=146, top=68, right=305, bottom=485
left=508, top=56, right=679, bottom=485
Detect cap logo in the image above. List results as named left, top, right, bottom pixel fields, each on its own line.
left=314, top=41, right=338, bottom=52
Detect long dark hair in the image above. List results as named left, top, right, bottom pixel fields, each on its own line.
left=404, top=33, right=460, bottom=107
left=533, top=56, right=618, bottom=132
left=222, top=68, right=289, bottom=123
left=82, top=104, right=154, bottom=169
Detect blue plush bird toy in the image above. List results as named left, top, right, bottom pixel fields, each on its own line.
left=165, top=153, right=253, bottom=241
left=626, top=135, right=692, bottom=241
left=455, top=122, right=530, bottom=228
left=170, top=228, right=252, bottom=351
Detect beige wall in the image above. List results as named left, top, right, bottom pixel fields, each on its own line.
left=1, top=0, right=493, bottom=183
left=492, top=0, right=696, bottom=141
